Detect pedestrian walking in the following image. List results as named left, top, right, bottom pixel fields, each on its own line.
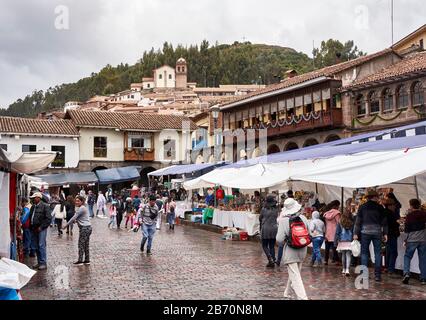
left=139, top=195, right=159, bottom=255
left=354, top=189, right=388, bottom=282
left=62, top=195, right=92, bottom=266
left=166, top=197, right=176, bottom=230
left=309, top=211, right=325, bottom=267
left=124, top=197, right=135, bottom=228
left=79, top=186, right=86, bottom=198
left=133, top=195, right=141, bottom=212
left=383, top=198, right=400, bottom=276
left=20, top=198, right=33, bottom=257
left=65, top=195, right=75, bottom=236
left=116, top=195, right=124, bottom=229
left=155, top=195, right=164, bottom=230
left=52, top=201, right=66, bottom=236
left=334, top=208, right=354, bottom=276
left=259, top=194, right=279, bottom=268
left=323, top=200, right=341, bottom=265
left=402, top=199, right=426, bottom=285
left=276, top=198, right=310, bottom=300
left=87, top=190, right=96, bottom=218
left=108, top=201, right=117, bottom=229
left=29, top=192, right=52, bottom=270
left=96, top=191, right=107, bottom=217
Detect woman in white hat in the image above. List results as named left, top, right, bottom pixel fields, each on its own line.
left=276, top=198, right=310, bottom=300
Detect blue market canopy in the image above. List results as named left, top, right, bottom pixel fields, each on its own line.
left=34, top=172, right=98, bottom=187
left=96, top=166, right=141, bottom=184
left=148, top=162, right=228, bottom=177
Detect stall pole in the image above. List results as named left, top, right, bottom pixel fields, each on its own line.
left=315, top=183, right=319, bottom=195
left=414, top=175, right=420, bottom=199
left=341, top=187, right=344, bottom=213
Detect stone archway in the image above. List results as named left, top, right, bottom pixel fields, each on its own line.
left=284, top=142, right=299, bottom=151
left=92, top=166, right=108, bottom=173
left=303, top=138, right=319, bottom=148
left=324, top=134, right=341, bottom=143
left=140, top=166, right=157, bottom=189
left=267, top=144, right=281, bottom=155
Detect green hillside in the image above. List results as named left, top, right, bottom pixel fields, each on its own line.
left=0, top=40, right=314, bottom=118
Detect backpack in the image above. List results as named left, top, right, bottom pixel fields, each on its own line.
left=288, top=215, right=311, bottom=249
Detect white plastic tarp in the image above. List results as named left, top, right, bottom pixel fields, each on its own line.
left=0, top=149, right=57, bottom=174
left=0, top=258, right=36, bottom=289
left=291, top=147, right=426, bottom=188
left=0, top=172, right=10, bottom=259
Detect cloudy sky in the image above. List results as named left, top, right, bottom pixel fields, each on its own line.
left=0, top=0, right=425, bottom=108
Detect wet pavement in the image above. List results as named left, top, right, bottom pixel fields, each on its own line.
left=21, top=217, right=426, bottom=300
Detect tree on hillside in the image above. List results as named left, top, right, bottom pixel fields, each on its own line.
left=313, top=39, right=366, bottom=68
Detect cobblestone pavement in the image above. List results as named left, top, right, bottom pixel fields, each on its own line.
left=21, top=217, right=426, bottom=300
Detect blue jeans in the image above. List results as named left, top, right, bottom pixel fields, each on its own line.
left=385, top=236, right=399, bottom=273
left=404, top=241, right=426, bottom=279
left=167, top=212, right=175, bottom=225
left=361, top=233, right=382, bottom=277
left=31, top=228, right=48, bottom=265
left=142, top=224, right=156, bottom=250
left=88, top=204, right=94, bottom=218
left=311, top=236, right=324, bottom=263
left=23, top=228, right=32, bottom=255
left=277, top=244, right=284, bottom=264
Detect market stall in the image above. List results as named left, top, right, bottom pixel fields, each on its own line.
left=0, top=149, right=56, bottom=260
left=212, top=209, right=259, bottom=236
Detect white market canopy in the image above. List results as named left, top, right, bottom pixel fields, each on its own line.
left=0, top=149, right=57, bottom=174
left=184, top=135, right=426, bottom=190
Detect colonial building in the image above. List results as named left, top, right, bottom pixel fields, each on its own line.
left=142, top=58, right=188, bottom=90
left=214, top=48, right=400, bottom=161
left=64, top=110, right=197, bottom=180
left=393, top=24, right=426, bottom=54
left=0, top=116, right=80, bottom=171
left=342, top=50, right=426, bottom=135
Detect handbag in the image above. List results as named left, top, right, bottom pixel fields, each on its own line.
left=350, top=240, right=361, bottom=257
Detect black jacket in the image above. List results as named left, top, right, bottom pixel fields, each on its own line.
left=385, top=208, right=400, bottom=238
left=29, top=201, right=52, bottom=231
left=354, top=200, right=388, bottom=236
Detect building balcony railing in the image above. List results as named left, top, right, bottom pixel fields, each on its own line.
left=248, top=109, right=343, bottom=137
left=124, top=148, right=155, bottom=161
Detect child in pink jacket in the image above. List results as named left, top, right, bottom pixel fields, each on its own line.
left=323, top=200, right=341, bottom=265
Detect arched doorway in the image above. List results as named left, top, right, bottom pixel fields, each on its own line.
left=284, top=142, right=299, bottom=151
left=140, top=166, right=156, bottom=189
left=92, top=166, right=108, bottom=173
left=267, top=144, right=281, bottom=155
left=325, top=134, right=341, bottom=143
left=303, top=138, right=319, bottom=148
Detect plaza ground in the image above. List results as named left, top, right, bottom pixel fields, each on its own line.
left=21, top=217, right=426, bottom=300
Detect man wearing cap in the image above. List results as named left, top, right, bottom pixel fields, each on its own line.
left=138, top=195, right=159, bottom=255
left=29, top=192, right=52, bottom=270
left=354, top=189, right=388, bottom=282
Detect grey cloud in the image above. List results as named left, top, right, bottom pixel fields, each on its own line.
left=0, top=0, right=425, bottom=108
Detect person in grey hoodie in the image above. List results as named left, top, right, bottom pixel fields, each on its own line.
left=276, top=198, right=309, bottom=300
left=309, top=211, right=325, bottom=267
left=259, top=194, right=280, bottom=268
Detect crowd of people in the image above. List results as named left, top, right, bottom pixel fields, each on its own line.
left=11, top=181, right=426, bottom=301
left=259, top=189, right=426, bottom=300
left=14, top=184, right=179, bottom=270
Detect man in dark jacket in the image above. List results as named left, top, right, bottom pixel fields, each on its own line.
left=402, top=199, right=426, bottom=285
left=29, top=192, right=52, bottom=270
left=354, top=189, right=388, bottom=282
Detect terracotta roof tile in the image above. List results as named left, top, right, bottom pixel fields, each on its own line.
left=344, top=51, right=426, bottom=89
left=220, top=48, right=395, bottom=108
left=0, top=117, right=79, bottom=136
left=66, top=110, right=197, bottom=131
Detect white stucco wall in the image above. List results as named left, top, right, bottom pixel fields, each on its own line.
left=154, top=130, right=191, bottom=163
left=154, top=66, right=175, bottom=88
left=0, top=134, right=79, bottom=168
left=79, top=128, right=124, bottom=162
left=142, top=81, right=155, bottom=90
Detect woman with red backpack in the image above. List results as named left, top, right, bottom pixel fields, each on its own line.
left=276, top=198, right=310, bottom=300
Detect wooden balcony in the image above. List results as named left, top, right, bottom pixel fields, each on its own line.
left=124, top=148, right=155, bottom=161
left=250, top=109, right=343, bottom=138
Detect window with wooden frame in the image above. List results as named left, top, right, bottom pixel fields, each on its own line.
left=355, top=94, right=366, bottom=116
left=382, top=88, right=393, bottom=113
left=369, top=91, right=380, bottom=114
left=94, top=137, right=107, bottom=158
left=412, top=81, right=424, bottom=107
